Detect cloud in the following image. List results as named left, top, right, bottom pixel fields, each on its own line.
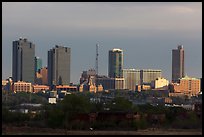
left=168, top=6, right=194, bottom=13
left=3, top=2, right=201, bottom=31
left=2, top=2, right=202, bottom=83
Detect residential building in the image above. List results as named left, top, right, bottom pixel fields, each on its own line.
left=48, top=45, right=71, bottom=87
left=123, top=69, right=140, bottom=91
left=169, top=76, right=200, bottom=96
left=172, top=45, right=184, bottom=82
left=108, top=48, right=123, bottom=78
left=12, top=38, right=35, bottom=83
left=13, top=81, right=32, bottom=93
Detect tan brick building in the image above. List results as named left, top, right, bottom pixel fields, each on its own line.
left=13, top=81, right=32, bottom=93
left=170, top=76, right=200, bottom=96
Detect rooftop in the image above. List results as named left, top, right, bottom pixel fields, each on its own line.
left=111, top=48, right=123, bottom=52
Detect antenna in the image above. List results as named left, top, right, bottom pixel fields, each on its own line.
left=95, top=44, right=99, bottom=92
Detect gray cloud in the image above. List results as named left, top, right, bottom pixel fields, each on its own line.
left=2, top=2, right=202, bottom=83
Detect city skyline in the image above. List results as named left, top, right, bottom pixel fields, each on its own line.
left=2, top=2, right=202, bottom=84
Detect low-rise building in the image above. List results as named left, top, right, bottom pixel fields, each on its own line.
left=48, top=98, right=57, bottom=104
left=97, top=76, right=124, bottom=90
left=33, top=84, right=50, bottom=93
left=151, top=77, right=169, bottom=89
left=55, top=85, right=77, bottom=92
left=13, top=81, right=32, bottom=93
left=135, top=84, right=151, bottom=92
left=169, top=76, right=200, bottom=96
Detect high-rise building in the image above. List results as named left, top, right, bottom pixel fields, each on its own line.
left=12, top=38, right=35, bottom=83
left=123, top=69, right=140, bottom=91
left=48, top=45, right=71, bottom=87
left=35, top=56, right=42, bottom=72
left=172, top=45, right=184, bottom=83
left=140, top=69, right=162, bottom=85
left=108, top=48, right=123, bottom=78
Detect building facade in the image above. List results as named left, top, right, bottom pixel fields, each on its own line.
left=97, top=76, right=115, bottom=90
left=40, top=67, right=48, bottom=85
left=48, top=45, right=71, bottom=87
left=35, top=72, right=42, bottom=84
left=35, top=57, right=42, bottom=72
left=115, top=78, right=124, bottom=90
left=108, top=48, right=123, bottom=78
left=13, top=81, right=32, bottom=93
left=123, top=69, right=140, bottom=91
left=169, top=76, right=200, bottom=96
left=97, top=76, right=124, bottom=90
left=12, top=38, right=35, bottom=83
left=151, top=77, right=169, bottom=89
left=35, top=56, right=42, bottom=73
left=140, top=69, right=162, bottom=85
left=172, top=45, right=184, bottom=83
left=33, top=85, right=49, bottom=93
left=55, top=85, right=77, bottom=92
left=80, top=69, right=96, bottom=84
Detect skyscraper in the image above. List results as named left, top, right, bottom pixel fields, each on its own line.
left=108, top=48, right=123, bottom=78
left=48, top=45, right=71, bottom=87
left=172, top=45, right=184, bottom=83
left=12, top=38, right=35, bottom=83
left=35, top=56, right=42, bottom=72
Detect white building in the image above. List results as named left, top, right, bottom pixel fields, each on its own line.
left=48, top=98, right=57, bottom=104
left=151, top=77, right=169, bottom=89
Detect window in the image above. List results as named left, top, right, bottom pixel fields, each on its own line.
left=189, top=80, right=192, bottom=90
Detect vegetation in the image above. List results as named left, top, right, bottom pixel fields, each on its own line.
left=2, top=91, right=48, bottom=107
left=2, top=92, right=202, bottom=130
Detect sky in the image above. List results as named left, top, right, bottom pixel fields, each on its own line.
left=2, top=2, right=202, bottom=84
